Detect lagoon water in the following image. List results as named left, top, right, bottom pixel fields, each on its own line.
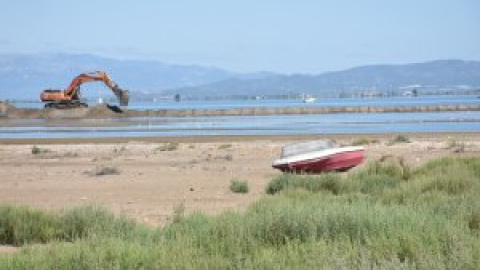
left=109, top=95, right=480, bottom=110
left=11, top=95, right=480, bottom=110
left=3, top=95, right=480, bottom=139
left=1, top=111, right=480, bottom=139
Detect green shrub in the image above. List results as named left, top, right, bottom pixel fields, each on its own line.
left=31, top=145, right=48, bottom=155
left=60, top=205, right=137, bottom=241
left=230, top=180, right=249, bottom=194
left=265, top=175, right=290, bottom=195
left=351, top=137, right=379, bottom=146
left=265, top=174, right=343, bottom=195
left=415, top=157, right=480, bottom=178
left=358, top=157, right=411, bottom=181
left=355, top=174, right=400, bottom=194
left=0, top=205, right=138, bottom=246
left=0, top=205, right=60, bottom=245
left=92, top=166, right=120, bottom=176
left=266, top=159, right=411, bottom=196
left=381, top=157, right=480, bottom=208
left=419, top=168, right=476, bottom=195
left=218, top=144, right=233, bottom=149
left=388, top=135, right=410, bottom=145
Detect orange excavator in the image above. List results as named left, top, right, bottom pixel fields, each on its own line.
left=40, top=71, right=129, bottom=109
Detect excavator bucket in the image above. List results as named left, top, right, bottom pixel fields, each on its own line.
left=112, top=86, right=129, bottom=106
left=118, top=90, right=130, bottom=106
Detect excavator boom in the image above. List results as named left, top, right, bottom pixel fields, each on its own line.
left=40, top=71, right=129, bottom=109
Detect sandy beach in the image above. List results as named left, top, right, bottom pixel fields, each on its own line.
left=1, top=133, right=479, bottom=227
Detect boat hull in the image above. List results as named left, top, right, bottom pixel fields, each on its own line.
left=273, top=149, right=364, bottom=173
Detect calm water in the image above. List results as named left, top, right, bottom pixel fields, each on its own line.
left=1, top=111, right=480, bottom=139
left=11, top=95, right=480, bottom=110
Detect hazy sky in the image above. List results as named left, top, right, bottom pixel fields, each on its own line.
left=0, top=0, right=479, bottom=73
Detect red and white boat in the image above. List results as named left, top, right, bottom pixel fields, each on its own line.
left=272, top=140, right=365, bottom=173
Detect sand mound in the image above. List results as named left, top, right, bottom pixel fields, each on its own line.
left=1, top=103, right=128, bottom=119
left=85, top=104, right=127, bottom=118
left=41, top=104, right=127, bottom=119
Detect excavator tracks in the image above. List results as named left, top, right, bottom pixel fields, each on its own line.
left=44, top=102, right=89, bottom=109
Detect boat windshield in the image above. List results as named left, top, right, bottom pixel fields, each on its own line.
left=281, top=140, right=334, bottom=157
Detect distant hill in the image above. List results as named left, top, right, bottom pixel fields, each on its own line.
left=0, top=53, right=237, bottom=99
left=165, top=60, right=480, bottom=97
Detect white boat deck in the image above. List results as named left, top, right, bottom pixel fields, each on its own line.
left=273, top=145, right=364, bottom=166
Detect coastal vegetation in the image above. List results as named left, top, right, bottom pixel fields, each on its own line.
left=91, top=166, right=120, bottom=176
left=388, top=134, right=411, bottom=145
left=229, top=179, right=250, bottom=194
left=30, top=145, right=49, bottom=155
left=351, top=137, right=380, bottom=146
left=1, top=156, right=479, bottom=269
left=154, top=142, right=179, bottom=152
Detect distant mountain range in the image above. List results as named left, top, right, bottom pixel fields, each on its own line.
left=0, top=53, right=479, bottom=100
left=166, top=60, right=480, bottom=97
left=0, top=53, right=240, bottom=99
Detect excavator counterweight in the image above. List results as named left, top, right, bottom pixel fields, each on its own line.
left=40, top=71, right=129, bottom=109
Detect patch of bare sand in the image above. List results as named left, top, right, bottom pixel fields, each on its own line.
left=0, top=134, right=479, bottom=227
left=0, top=245, right=19, bottom=255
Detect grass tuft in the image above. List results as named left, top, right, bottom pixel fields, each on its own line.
left=171, top=202, right=186, bottom=224
left=218, top=144, right=233, bottom=149
left=229, top=180, right=249, bottom=194
left=266, top=174, right=343, bottom=195
left=31, top=145, right=49, bottom=155
left=155, top=142, right=179, bottom=152
left=0, top=205, right=60, bottom=245
left=388, top=135, right=410, bottom=145
left=93, top=166, right=120, bottom=176
left=351, top=137, right=380, bottom=146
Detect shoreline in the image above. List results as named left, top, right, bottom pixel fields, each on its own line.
left=2, top=102, right=480, bottom=120
left=1, top=132, right=478, bottom=145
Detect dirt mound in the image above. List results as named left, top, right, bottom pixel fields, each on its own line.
left=1, top=103, right=128, bottom=119
left=40, top=104, right=127, bottom=119
left=85, top=104, right=127, bottom=118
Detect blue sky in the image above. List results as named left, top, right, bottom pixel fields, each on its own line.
left=0, top=0, right=479, bottom=73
